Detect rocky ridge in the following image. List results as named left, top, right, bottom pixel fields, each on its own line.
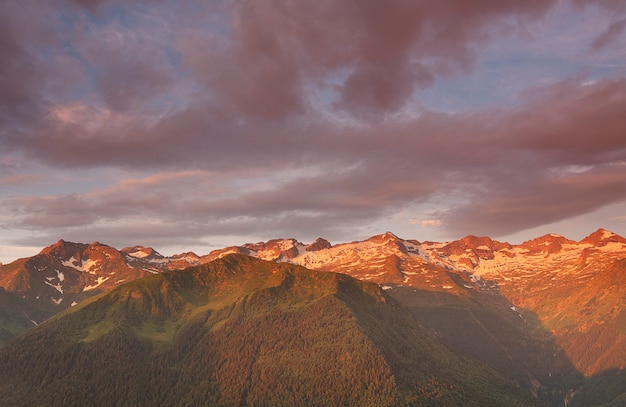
left=1, top=228, right=624, bottom=377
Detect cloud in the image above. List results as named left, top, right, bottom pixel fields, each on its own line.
left=218, top=0, right=558, bottom=119
left=442, top=164, right=626, bottom=237
left=419, top=220, right=442, bottom=227
left=591, top=18, right=626, bottom=50
left=573, top=0, right=626, bottom=12
left=1, top=0, right=626, bottom=251
left=3, top=75, right=626, bottom=245
left=0, top=164, right=438, bottom=244
left=1, top=0, right=562, bottom=161
left=69, top=0, right=106, bottom=10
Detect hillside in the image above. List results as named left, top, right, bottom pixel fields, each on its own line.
left=199, top=229, right=626, bottom=406
left=0, top=287, right=39, bottom=343
left=0, top=239, right=200, bottom=343
left=0, top=229, right=624, bottom=406
left=205, top=230, right=626, bottom=377
left=0, top=255, right=536, bottom=407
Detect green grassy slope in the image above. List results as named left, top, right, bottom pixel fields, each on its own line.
left=388, top=287, right=583, bottom=406
left=0, top=255, right=537, bottom=407
left=0, top=287, right=38, bottom=345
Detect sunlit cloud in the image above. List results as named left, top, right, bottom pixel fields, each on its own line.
left=0, top=0, right=625, bottom=262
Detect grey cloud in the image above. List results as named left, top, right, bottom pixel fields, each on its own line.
left=1, top=0, right=561, bottom=168
left=591, top=18, right=626, bottom=50
left=573, top=0, right=626, bottom=12
left=5, top=76, right=626, bottom=246
left=2, top=0, right=626, bottom=251
left=443, top=164, right=626, bottom=238
left=506, top=78, right=626, bottom=166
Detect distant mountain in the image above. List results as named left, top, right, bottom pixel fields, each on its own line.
left=0, top=255, right=536, bottom=407
left=0, top=240, right=199, bottom=330
left=0, top=229, right=624, bottom=406
left=2, top=240, right=148, bottom=298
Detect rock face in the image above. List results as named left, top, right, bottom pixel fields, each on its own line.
left=0, top=241, right=152, bottom=320
left=518, top=234, right=576, bottom=255
left=579, top=228, right=626, bottom=247
left=305, top=237, right=332, bottom=251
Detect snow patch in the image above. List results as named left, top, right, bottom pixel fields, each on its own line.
left=62, top=256, right=83, bottom=271
left=129, top=250, right=150, bottom=258
left=82, top=259, right=100, bottom=273
left=278, top=239, right=297, bottom=251
left=83, top=277, right=110, bottom=291
left=602, top=230, right=616, bottom=240
left=62, top=256, right=100, bottom=273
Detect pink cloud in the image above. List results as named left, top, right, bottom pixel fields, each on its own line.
left=591, top=18, right=626, bottom=50
left=173, top=0, right=559, bottom=119
left=1, top=0, right=626, bottom=249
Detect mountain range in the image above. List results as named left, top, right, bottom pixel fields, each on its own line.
left=0, top=228, right=624, bottom=406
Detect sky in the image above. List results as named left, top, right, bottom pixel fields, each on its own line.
left=1, top=0, right=626, bottom=263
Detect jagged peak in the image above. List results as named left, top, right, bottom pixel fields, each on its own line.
left=243, top=238, right=298, bottom=251
left=460, top=235, right=495, bottom=245
left=382, top=231, right=400, bottom=239
left=38, top=239, right=86, bottom=256
left=367, top=231, right=402, bottom=244
left=171, top=251, right=200, bottom=260
left=121, top=245, right=163, bottom=258
left=521, top=233, right=575, bottom=246
left=580, top=228, right=626, bottom=247
left=517, top=233, right=576, bottom=255
left=445, top=235, right=510, bottom=252
left=306, top=238, right=332, bottom=251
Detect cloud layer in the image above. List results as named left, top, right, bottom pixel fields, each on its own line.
left=1, top=0, right=625, bottom=257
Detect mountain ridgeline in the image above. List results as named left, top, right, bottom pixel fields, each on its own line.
left=0, top=228, right=624, bottom=406
left=0, top=255, right=535, bottom=406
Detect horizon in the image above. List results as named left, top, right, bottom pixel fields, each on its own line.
left=1, top=1, right=625, bottom=265
left=0, top=226, right=619, bottom=265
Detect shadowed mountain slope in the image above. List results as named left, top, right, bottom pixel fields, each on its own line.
left=0, top=255, right=536, bottom=407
